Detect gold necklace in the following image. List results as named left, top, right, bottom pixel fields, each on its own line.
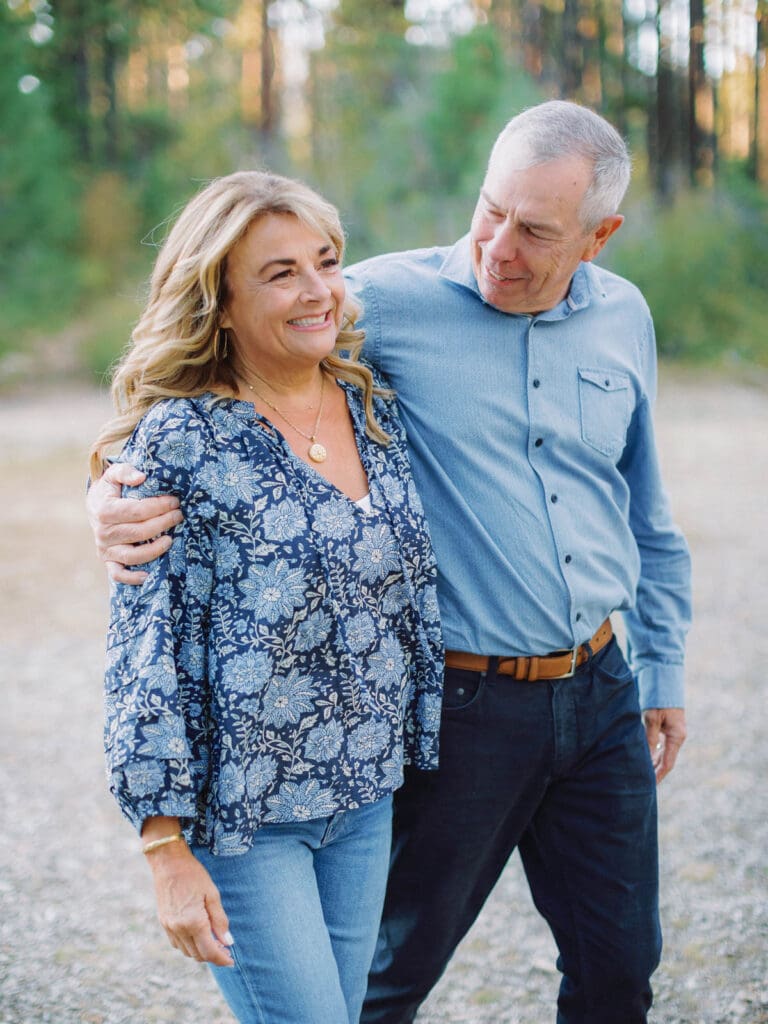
left=242, top=369, right=328, bottom=463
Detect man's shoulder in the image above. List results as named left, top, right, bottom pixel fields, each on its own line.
left=346, top=244, right=453, bottom=286
left=585, top=262, right=651, bottom=315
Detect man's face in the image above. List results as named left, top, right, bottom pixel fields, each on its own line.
left=470, top=142, right=620, bottom=315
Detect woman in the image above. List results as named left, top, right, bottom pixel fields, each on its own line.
left=90, top=171, right=443, bottom=1024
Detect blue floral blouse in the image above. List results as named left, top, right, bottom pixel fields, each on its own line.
left=104, top=377, right=443, bottom=855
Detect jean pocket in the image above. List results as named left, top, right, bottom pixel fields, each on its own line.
left=442, top=667, right=486, bottom=713
left=591, top=638, right=636, bottom=688
left=578, top=367, right=631, bottom=458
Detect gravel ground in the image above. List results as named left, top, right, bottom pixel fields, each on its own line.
left=0, top=368, right=766, bottom=1024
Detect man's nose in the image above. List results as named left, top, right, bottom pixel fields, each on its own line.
left=486, top=221, right=520, bottom=264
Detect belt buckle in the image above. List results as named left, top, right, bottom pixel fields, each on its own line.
left=550, top=646, right=578, bottom=680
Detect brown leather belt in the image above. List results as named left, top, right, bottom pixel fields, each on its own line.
left=445, top=619, right=613, bottom=682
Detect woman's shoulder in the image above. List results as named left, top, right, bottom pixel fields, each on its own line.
left=124, top=395, right=221, bottom=467
left=136, top=394, right=216, bottom=430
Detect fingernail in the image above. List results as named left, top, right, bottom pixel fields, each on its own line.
left=223, top=931, right=234, bottom=945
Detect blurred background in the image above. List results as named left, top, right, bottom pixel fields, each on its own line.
left=0, top=0, right=766, bottom=387
left=1, top=3, right=767, bottom=1023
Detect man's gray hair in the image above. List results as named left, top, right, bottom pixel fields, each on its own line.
left=489, top=100, right=631, bottom=231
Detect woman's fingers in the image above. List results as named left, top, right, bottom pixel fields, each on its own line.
left=204, top=889, right=235, bottom=964
left=163, top=912, right=234, bottom=966
left=151, top=850, right=234, bottom=967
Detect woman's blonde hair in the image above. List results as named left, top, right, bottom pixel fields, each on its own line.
left=90, top=171, right=390, bottom=478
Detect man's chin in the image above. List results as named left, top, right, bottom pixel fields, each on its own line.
left=480, top=278, right=532, bottom=314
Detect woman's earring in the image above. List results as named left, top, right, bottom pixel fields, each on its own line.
left=215, top=327, right=229, bottom=361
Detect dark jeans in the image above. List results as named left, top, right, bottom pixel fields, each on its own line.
left=361, top=639, right=661, bottom=1024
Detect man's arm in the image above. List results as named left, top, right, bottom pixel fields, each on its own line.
left=87, top=463, right=183, bottom=584
left=619, top=321, right=692, bottom=783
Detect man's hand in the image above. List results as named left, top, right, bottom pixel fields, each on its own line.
left=86, top=463, right=183, bottom=584
left=643, top=707, right=686, bottom=783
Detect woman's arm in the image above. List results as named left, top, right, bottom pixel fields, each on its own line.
left=141, top=817, right=234, bottom=967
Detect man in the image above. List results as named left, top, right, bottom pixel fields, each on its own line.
left=89, top=101, right=691, bottom=1023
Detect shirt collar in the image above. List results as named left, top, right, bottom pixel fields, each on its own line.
left=438, top=234, right=597, bottom=322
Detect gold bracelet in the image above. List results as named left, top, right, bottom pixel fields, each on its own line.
left=142, top=832, right=184, bottom=855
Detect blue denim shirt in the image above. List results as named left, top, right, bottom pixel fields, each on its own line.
left=345, top=236, right=691, bottom=709
left=105, top=382, right=443, bottom=855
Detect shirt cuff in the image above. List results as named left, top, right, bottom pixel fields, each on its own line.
left=636, top=662, right=686, bottom=710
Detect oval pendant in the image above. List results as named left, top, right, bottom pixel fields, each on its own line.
left=308, top=442, right=327, bottom=463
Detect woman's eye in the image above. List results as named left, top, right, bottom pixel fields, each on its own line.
left=270, top=269, right=292, bottom=281
left=321, top=258, right=340, bottom=270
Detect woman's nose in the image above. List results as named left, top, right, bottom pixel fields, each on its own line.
left=300, top=269, right=332, bottom=301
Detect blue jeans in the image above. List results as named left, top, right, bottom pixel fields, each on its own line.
left=362, top=639, right=661, bottom=1024
left=195, top=795, right=393, bottom=1024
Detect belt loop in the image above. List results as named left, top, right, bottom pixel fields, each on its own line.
left=528, top=656, right=540, bottom=683
left=514, top=656, right=529, bottom=681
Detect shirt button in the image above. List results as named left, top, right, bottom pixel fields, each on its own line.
left=564, top=554, right=572, bottom=563
left=604, top=378, right=610, bottom=386
left=550, top=494, right=558, bottom=503
left=534, top=438, right=543, bottom=447
left=532, top=379, right=541, bottom=388
left=575, top=612, right=582, bottom=622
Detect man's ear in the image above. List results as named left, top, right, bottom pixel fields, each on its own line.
left=581, top=214, right=624, bottom=263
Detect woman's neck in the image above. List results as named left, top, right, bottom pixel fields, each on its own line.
left=235, top=358, right=327, bottom=408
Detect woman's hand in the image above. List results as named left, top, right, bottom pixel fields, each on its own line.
left=145, top=839, right=235, bottom=967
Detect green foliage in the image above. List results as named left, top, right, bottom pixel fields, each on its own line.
left=605, top=184, right=768, bottom=365
left=79, top=285, right=148, bottom=383
left=0, top=5, right=81, bottom=349
left=423, top=26, right=540, bottom=194
left=2, top=0, right=766, bottom=382
left=307, top=24, right=543, bottom=263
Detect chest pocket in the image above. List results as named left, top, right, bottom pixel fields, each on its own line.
left=577, top=368, right=631, bottom=458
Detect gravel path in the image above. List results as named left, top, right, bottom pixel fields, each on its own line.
left=0, top=370, right=766, bottom=1024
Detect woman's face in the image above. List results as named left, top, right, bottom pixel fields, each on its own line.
left=220, top=213, right=345, bottom=381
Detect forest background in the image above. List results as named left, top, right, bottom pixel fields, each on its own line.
left=1, top=6, right=767, bottom=1022
left=1, top=0, right=767, bottom=387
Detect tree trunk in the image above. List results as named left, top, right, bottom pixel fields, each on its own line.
left=752, top=0, right=768, bottom=183
left=688, top=0, right=715, bottom=186
left=561, top=0, right=584, bottom=97
left=521, top=0, right=546, bottom=80
left=103, top=30, right=119, bottom=167
left=51, top=0, right=93, bottom=162
left=260, top=0, right=275, bottom=137
left=652, top=0, right=679, bottom=202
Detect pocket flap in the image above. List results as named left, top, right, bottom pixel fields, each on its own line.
left=578, top=368, right=629, bottom=393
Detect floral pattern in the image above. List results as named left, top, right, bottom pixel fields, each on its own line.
left=104, top=378, right=443, bottom=856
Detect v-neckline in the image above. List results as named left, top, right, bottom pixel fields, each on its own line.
left=216, top=385, right=375, bottom=509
